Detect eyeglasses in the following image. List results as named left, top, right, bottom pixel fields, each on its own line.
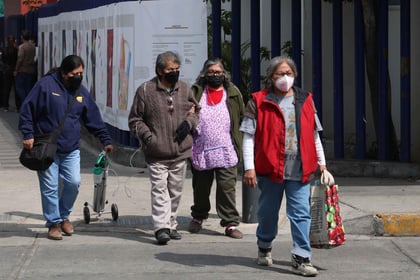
left=206, top=70, right=224, bottom=76
left=274, top=71, right=294, bottom=77
left=167, top=96, right=174, bottom=113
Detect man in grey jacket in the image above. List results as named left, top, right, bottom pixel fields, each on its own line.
left=14, top=30, right=36, bottom=110
left=128, top=51, right=200, bottom=245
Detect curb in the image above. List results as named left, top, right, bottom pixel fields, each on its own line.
left=328, top=160, right=420, bottom=179
left=374, top=213, right=420, bottom=236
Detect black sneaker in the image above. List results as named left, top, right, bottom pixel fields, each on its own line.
left=155, top=229, right=170, bottom=245
left=170, top=230, right=182, bottom=240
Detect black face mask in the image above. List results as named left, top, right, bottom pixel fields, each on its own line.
left=206, top=75, right=224, bottom=88
left=164, top=71, right=180, bottom=87
left=66, top=75, right=83, bottom=92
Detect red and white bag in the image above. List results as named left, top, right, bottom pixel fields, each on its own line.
left=310, top=180, right=345, bottom=249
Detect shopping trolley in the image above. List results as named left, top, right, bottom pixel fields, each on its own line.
left=83, top=151, right=118, bottom=223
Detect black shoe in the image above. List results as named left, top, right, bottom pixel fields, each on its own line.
left=188, top=218, right=203, bottom=233
left=155, top=229, right=170, bottom=245
left=170, top=230, right=182, bottom=240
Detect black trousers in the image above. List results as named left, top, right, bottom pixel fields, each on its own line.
left=190, top=165, right=241, bottom=227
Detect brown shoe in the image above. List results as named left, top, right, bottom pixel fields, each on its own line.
left=225, top=225, right=243, bottom=239
left=61, top=220, right=74, bottom=236
left=48, top=224, right=63, bottom=240
left=188, top=218, right=203, bottom=233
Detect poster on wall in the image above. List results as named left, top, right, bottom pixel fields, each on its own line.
left=37, top=0, right=207, bottom=132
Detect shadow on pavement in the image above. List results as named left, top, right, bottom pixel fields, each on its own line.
left=5, top=211, right=44, bottom=221
left=155, top=252, right=296, bottom=275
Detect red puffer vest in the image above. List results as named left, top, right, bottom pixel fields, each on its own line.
left=252, top=87, right=318, bottom=183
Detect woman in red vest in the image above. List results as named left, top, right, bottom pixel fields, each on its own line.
left=240, top=56, right=330, bottom=277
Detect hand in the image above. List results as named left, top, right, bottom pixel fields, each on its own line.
left=188, top=105, right=196, bottom=115
left=321, top=169, right=335, bottom=185
left=23, top=138, right=34, bottom=150
left=174, top=121, right=190, bottom=143
left=243, top=169, right=257, bottom=188
left=104, top=144, right=114, bottom=154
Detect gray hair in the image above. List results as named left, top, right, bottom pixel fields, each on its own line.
left=155, top=51, right=181, bottom=75
left=195, top=58, right=231, bottom=88
left=265, top=56, right=298, bottom=88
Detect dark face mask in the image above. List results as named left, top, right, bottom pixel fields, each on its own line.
left=164, top=71, right=180, bottom=87
left=206, top=75, right=224, bottom=88
left=66, top=75, right=83, bottom=92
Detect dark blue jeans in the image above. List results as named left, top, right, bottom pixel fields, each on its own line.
left=15, top=72, right=34, bottom=109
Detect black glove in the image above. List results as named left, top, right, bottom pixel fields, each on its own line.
left=143, top=135, right=152, bottom=146
left=174, top=121, right=190, bottom=143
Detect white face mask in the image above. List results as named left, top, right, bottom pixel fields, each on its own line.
left=274, top=75, right=294, bottom=92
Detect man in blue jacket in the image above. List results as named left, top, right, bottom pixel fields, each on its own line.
left=19, top=55, right=113, bottom=240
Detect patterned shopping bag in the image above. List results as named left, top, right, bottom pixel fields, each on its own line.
left=310, top=180, right=345, bottom=249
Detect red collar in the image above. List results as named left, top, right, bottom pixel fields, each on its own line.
left=206, top=87, right=223, bottom=105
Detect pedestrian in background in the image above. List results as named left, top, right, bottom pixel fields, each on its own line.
left=0, top=55, right=6, bottom=111
left=29, top=35, right=39, bottom=86
left=240, top=56, right=329, bottom=276
left=128, top=51, right=200, bottom=245
left=19, top=55, right=113, bottom=240
left=14, top=30, right=36, bottom=110
left=1, top=35, right=18, bottom=111
left=188, top=58, right=245, bottom=239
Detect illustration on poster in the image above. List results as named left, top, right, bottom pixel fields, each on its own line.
left=118, top=36, right=131, bottom=110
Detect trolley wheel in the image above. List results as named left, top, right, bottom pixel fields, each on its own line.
left=111, top=203, right=118, bottom=221
left=83, top=206, right=91, bottom=224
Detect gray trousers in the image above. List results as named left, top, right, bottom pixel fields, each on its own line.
left=148, top=160, right=187, bottom=232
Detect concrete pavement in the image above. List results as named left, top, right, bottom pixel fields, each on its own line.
left=1, top=109, right=420, bottom=279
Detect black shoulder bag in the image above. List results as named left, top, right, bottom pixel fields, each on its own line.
left=19, top=92, right=79, bottom=171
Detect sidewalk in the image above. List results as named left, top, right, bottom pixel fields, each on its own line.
left=1, top=109, right=420, bottom=279
left=1, top=109, right=419, bottom=236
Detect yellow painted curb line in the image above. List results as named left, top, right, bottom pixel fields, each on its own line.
left=375, top=213, right=420, bottom=236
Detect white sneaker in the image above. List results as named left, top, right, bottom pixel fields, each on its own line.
left=291, top=254, right=318, bottom=276
left=257, top=250, right=273, bottom=266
